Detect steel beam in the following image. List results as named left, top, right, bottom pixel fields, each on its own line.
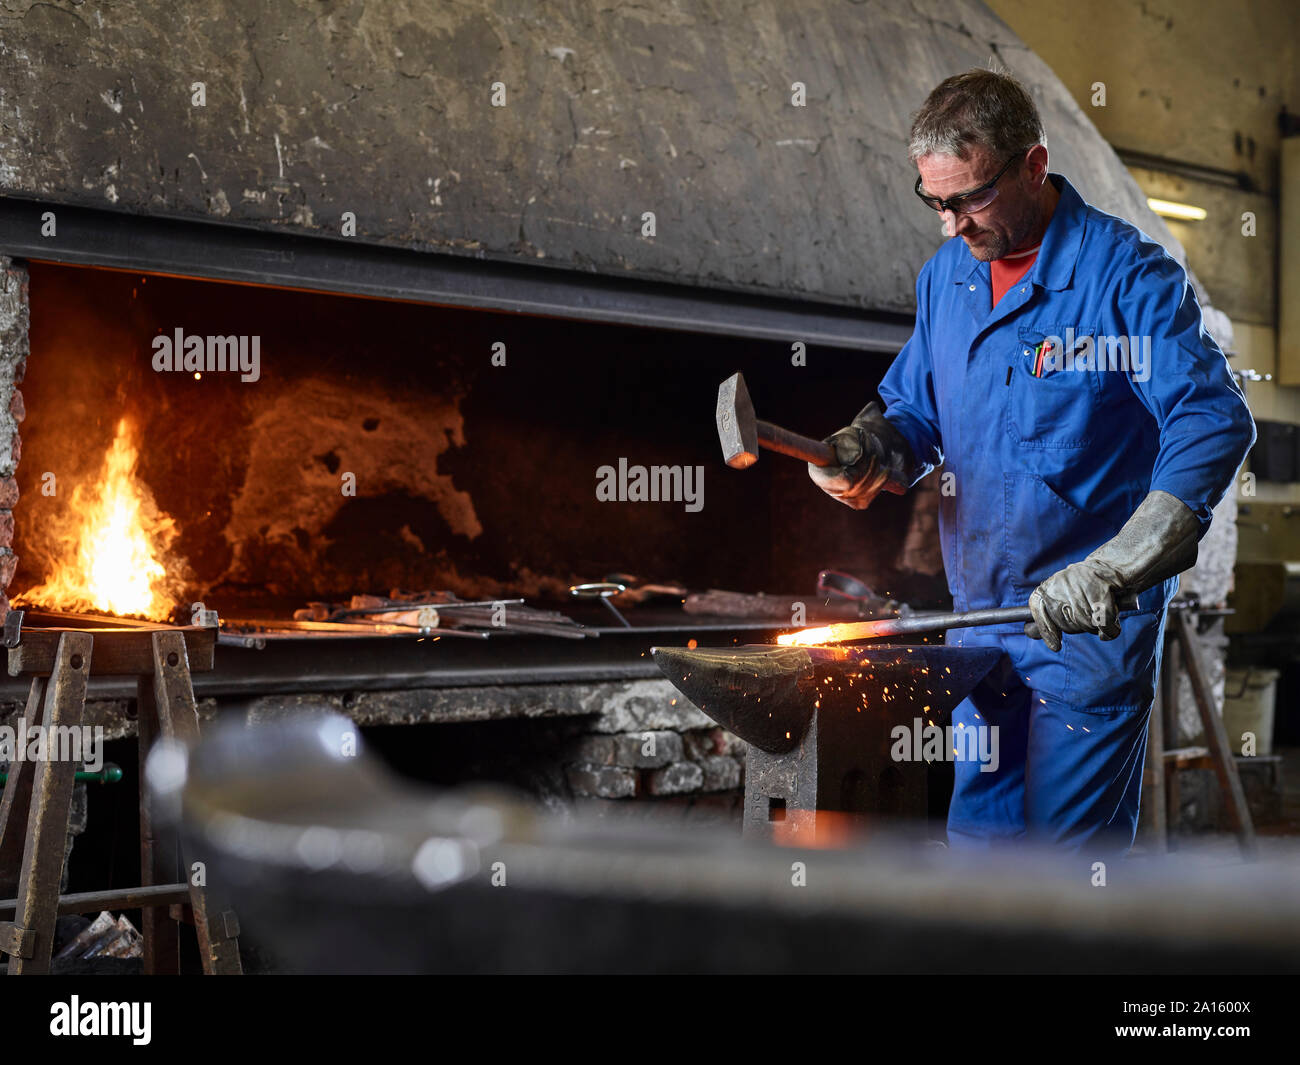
left=0, top=196, right=911, bottom=352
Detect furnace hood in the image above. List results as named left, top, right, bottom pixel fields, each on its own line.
left=0, top=0, right=1203, bottom=316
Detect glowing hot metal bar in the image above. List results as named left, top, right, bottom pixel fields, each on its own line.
left=777, top=606, right=1037, bottom=646
left=776, top=591, right=1154, bottom=645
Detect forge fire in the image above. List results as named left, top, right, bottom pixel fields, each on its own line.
left=17, top=418, right=184, bottom=621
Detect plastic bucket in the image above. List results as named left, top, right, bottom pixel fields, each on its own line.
left=1222, top=668, right=1278, bottom=756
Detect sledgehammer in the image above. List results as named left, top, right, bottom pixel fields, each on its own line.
left=717, top=372, right=836, bottom=469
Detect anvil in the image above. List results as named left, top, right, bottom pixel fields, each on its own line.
left=651, top=643, right=1005, bottom=841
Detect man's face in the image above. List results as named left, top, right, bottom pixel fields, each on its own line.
left=916, top=147, right=1040, bottom=261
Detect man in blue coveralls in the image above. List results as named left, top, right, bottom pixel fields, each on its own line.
left=809, top=69, right=1256, bottom=854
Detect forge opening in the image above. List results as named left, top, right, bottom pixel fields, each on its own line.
left=13, top=260, right=938, bottom=620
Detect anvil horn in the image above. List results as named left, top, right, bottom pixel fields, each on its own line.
left=651, top=645, right=816, bottom=753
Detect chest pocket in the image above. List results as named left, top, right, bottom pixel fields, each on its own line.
left=1005, top=323, right=1101, bottom=449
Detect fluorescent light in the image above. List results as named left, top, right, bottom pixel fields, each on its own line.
left=1147, top=197, right=1208, bottom=221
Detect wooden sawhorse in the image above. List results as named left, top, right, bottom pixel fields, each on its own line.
left=0, top=625, right=242, bottom=973
left=1142, top=605, right=1257, bottom=858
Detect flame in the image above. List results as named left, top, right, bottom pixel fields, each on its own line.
left=777, top=624, right=847, bottom=647
left=18, top=419, right=184, bottom=620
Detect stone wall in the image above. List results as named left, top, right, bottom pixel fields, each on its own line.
left=1177, top=410, right=1243, bottom=744
left=0, top=257, right=27, bottom=621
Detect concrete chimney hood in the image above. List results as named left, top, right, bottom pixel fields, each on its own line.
left=0, top=0, right=1204, bottom=316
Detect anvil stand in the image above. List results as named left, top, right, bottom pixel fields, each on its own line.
left=0, top=619, right=242, bottom=973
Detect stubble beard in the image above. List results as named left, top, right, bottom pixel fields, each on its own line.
left=964, top=230, right=1008, bottom=262
left=964, top=205, right=1035, bottom=262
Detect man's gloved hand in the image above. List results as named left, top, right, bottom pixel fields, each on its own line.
left=1027, top=559, right=1126, bottom=653
left=808, top=401, right=916, bottom=510
left=1026, top=490, right=1200, bottom=653
left=807, top=424, right=890, bottom=509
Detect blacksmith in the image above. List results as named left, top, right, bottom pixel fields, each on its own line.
left=809, top=69, right=1255, bottom=854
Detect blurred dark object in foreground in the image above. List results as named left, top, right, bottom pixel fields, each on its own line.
left=151, top=714, right=1300, bottom=975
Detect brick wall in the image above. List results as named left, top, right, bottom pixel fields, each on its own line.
left=234, top=678, right=751, bottom=817
left=566, top=727, right=746, bottom=800
left=558, top=681, right=746, bottom=806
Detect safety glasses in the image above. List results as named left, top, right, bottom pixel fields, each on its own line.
left=913, top=153, right=1021, bottom=216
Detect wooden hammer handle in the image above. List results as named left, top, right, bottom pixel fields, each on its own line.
left=757, top=420, right=836, bottom=466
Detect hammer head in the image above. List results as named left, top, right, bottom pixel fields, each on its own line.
left=717, top=372, right=759, bottom=468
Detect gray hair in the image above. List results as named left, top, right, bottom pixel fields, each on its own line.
left=908, top=68, right=1045, bottom=163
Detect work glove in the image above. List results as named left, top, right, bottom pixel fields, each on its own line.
left=808, top=402, right=916, bottom=510
left=1025, top=490, right=1200, bottom=653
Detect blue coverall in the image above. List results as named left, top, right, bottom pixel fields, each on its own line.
left=878, top=173, right=1256, bottom=853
